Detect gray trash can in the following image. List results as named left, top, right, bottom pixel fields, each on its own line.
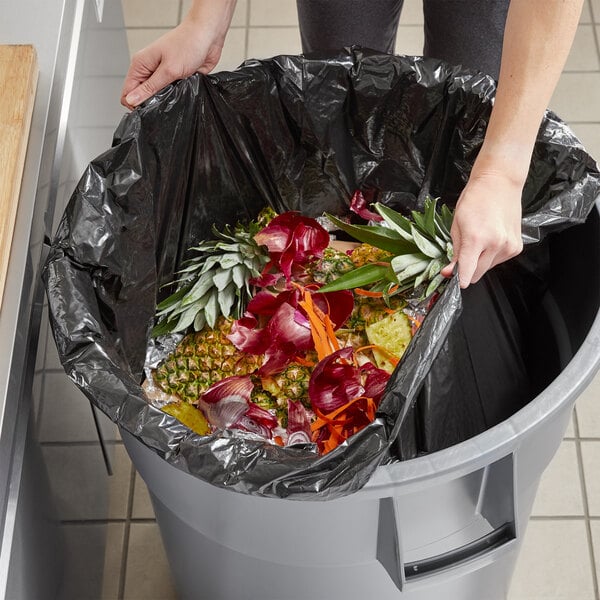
left=43, top=50, right=600, bottom=600
left=122, top=204, right=600, bottom=600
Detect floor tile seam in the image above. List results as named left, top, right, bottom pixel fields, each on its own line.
left=124, top=24, right=248, bottom=30
left=117, top=464, right=137, bottom=600
left=247, top=24, right=302, bottom=29
left=530, top=514, right=587, bottom=520
left=60, top=517, right=157, bottom=525
left=244, top=1, right=251, bottom=58
left=39, top=440, right=124, bottom=447
left=529, top=514, right=588, bottom=521
left=177, top=0, right=183, bottom=24
left=35, top=368, right=47, bottom=441
left=563, top=69, right=600, bottom=73
left=589, top=0, right=600, bottom=59
left=574, top=412, right=600, bottom=599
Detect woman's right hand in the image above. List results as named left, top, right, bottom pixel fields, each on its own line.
left=121, top=0, right=237, bottom=109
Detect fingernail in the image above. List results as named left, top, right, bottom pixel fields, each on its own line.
left=125, top=92, right=140, bottom=106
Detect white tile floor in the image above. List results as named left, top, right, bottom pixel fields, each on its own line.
left=37, top=0, right=600, bottom=598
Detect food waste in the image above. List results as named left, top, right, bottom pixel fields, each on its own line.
left=143, top=192, right=454, bottom=454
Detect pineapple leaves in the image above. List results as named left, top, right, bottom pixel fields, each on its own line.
left=217, top=283, right=236, bottom=319
left=153, top=200, right=455, bottom=338
left=373, top=203, right=413, bottom=240
left=318, top=263, right=392, bottom=293
left=410, top=224, right=443, bottom=258
left=152, top=212, right=271, bottom=336
left=204, top=289, right=219, bottom=329
left=212, top=267, right=233, bottom=291
left=324, top=196, right=455, bottom=299
left=324, top=213, right=417, bottom=254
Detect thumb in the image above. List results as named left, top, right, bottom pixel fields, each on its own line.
left=124, top=64, right=175, bottom=108
left=440, top=260, right=456, bottom=278
left=441, top=224, right=461, bottom=278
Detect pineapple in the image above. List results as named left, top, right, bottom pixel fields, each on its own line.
left=349, top=243, right=392, bottom=268
left=365, top=310, right=413, bottom=373
left=153, top=317, right=261, bottom=403
left=310, top=247, right=355, bottom=285
left=261, top=363, right=312, bottom=410
left=321, top=198, right=454, bottom=298
left=152, top=208, right=275, bottom=336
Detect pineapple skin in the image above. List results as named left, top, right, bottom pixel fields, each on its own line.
left=350, top=243, right=393, bottom=268
left=153, top=317, right=261, bottom=404
left=261, top=363, right=312, bottom=410
left=311, top=247, right=355, bottom=284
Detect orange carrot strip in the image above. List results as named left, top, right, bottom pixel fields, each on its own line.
left=355, top=284, right=399, bottom=298
left=274, top=435, right=284, bottom=446
left=298, top=288, right=340, bottom=361
left=323, top=315, right=341, bottom=352
left=355, top=344, right=377, bottom=353
left=407, top=314, right=422, bottom=329
left=313, top=395, right=378, bottom=453
left=355, top=288, right=384, bottom=297
left=355, top=344, right=400, bottom=367
left=293, top=355, right=316, bottom=367
left=311, top=396, right=371, bottom=431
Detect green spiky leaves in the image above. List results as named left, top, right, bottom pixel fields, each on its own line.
left=320, top=198, right=454, bottom=298
left=152, top=215, right=272, bottom=337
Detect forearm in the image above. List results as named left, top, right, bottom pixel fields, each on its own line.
left=184, top=0, right=238, bottom=40
left=473, top=0, right=584, bottom=184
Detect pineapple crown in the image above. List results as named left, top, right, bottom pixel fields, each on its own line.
left=152, top=208, right=275, bottom=337
left=319, top=197, right=454, bottom=298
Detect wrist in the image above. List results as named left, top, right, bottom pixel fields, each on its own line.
left=471, top=140, right=534, bottom=189
left=184, top=0, right=237, bottom=39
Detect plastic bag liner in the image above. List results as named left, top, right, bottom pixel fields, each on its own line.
left=43, top=48, right=600, bottom=499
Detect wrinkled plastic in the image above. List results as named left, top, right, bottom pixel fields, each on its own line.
left=43, top=48, right=600, bottom=499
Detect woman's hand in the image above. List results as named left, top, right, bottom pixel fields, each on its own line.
left=121, top=0, right=237, bottom=109
left=440, top=169, right=524, bottom=288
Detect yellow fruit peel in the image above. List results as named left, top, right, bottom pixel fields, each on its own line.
left=162, top=402, right=212, bottom=436
left=365, top=311, right=413, bottom=373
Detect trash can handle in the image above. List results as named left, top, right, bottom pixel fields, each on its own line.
left=376, top=453, right=516, bottom=590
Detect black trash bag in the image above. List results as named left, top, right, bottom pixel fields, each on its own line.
left=43, top=48, right=600, bottom=499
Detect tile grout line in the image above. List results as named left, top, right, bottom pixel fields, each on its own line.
left=40, top=439, right=125, bottom=447
left=35, top=319, right=53, bottom=440
left=244, top=0, right=251, bottom=59
left=572, top=405, right=600, bottom=600
left=177, top=0, right=183, bottom=23
left=117, top=464, right=137, bottom=600
left=530, top=515, right=589, bottom=521
left=124, top=25, right=248, bottom=30
left=589, top=0, right=600, bottom=77
left=60, top=517, right=157, bottom=525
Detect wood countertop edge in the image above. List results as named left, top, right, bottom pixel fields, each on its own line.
left=0, top=45, right=39, bottom=313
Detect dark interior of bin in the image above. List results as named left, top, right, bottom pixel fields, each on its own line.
left=395, top=205, right=600, bottom=460
left=546, top=206, right=600, bottom=361
left=523, top=207, right=600, bottom=395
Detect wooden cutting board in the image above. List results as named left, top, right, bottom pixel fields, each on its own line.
left=0, top=45, right=38, bottom=311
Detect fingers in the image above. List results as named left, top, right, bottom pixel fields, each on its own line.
left=124, top=64, right=178, bottom=108
left=121, top=47, right=162, bottom=108
left=454, top=236, right=482, bottom=289
left=450, top=232, right=523, bottom=288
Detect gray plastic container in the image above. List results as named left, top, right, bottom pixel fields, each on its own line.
left=122, top=206, right=600, bottom=600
